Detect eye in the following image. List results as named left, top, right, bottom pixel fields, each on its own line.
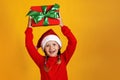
left=53, top=43, right=56, bottom=46
left=46, top=44, right=50, bottom=47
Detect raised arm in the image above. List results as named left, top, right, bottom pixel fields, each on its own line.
left=61, top=26, right=77, bottom=64
left=25, top=17, right=44, bottom=66
left=58, top=13, right=77, bottom=64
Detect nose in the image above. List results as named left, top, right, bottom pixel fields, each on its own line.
left=49, top=45, right=53, bottom=50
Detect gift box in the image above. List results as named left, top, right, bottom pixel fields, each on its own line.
left=27, top=3, right=60, bottom=26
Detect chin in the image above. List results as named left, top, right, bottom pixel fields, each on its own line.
left=49, top=54, right=57, bottom=57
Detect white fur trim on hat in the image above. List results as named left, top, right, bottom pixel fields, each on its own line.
left=41, top=35, right=62, bottom=50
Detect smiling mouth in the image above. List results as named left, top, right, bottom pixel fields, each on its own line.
left=49, top=50, right=56, bottom=54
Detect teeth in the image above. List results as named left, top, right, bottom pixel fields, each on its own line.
left=49, top=50, right=55, bottom=53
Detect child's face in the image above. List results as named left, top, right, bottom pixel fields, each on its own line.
left=44, top=41, right=60, bottom=57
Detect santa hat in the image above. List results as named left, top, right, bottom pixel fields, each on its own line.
left=37, top=29, right=62, bottom=50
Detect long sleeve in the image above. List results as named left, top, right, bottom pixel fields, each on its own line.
left=25, top=28, right=44, bottom=66
left=61, top=26, right=77, bottom=64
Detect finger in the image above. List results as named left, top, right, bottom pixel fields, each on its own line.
left=59, top=13, right=64, bottom=27
left=28, top=17, right=32, bottom=28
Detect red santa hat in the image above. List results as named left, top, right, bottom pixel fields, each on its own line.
left=37, top=29, right=62, bottom=50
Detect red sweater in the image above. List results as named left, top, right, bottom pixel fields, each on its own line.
left=25, top=26, right=77, bottom=80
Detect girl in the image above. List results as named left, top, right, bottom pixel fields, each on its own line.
left=25, top=17, right=77, bottom=80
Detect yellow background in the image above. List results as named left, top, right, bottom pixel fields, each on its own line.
left=0, top=0, right=120, bottom=80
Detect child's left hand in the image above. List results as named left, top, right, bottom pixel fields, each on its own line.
left=57, top=13, right=64, bottom=27
left=27, top=17, right=32, bottom=28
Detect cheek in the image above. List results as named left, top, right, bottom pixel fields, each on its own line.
left=44, top=48, right=49, bottom=52
left=56, top=45, right=60, bottom=50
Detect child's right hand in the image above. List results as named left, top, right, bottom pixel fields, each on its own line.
left=27, top=17, right=32, bottom=28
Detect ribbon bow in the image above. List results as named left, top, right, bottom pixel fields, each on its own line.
left=27, top=4, right=60, bottom=26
